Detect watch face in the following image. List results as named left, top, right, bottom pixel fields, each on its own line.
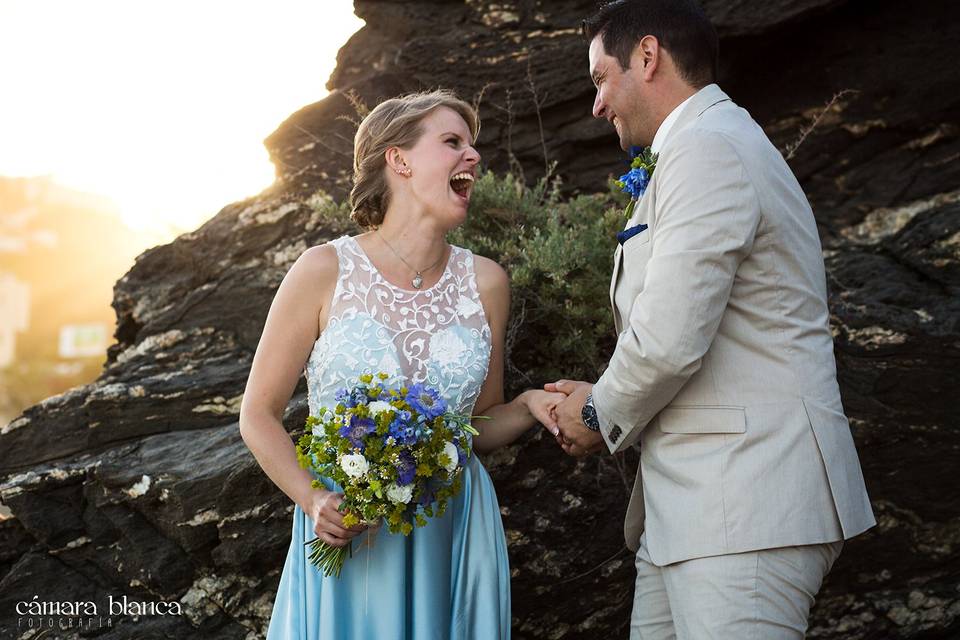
left=581, top=402, right=600, bottom=431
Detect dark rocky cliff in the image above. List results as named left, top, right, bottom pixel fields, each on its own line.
left=2, top=0, right=958, bottom=638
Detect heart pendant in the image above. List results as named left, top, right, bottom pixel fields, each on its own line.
left=412, top=274, right=423, bottom=289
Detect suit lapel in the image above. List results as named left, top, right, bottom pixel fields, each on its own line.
left=610, top=243, right=623, bottom=333
left=607, top=84, right=733, bottom=336
left=610, top=197, right=644, bottom=333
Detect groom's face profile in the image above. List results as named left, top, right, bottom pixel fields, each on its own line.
left=588, top=35, right=657, bottom=150
left=589, top=36, right=641, bottom=150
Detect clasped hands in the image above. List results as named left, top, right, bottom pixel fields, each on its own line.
left=526, top=380, right=604, bottom=457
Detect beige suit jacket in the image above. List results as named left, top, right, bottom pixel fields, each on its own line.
left=591, top=84, right=876, bottom=566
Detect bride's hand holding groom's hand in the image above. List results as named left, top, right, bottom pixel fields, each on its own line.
left=305, top=490, right=368, bottom=548
left=520, top=389, right=567, bottom=437
left=544, top=380, right=604, bottom=457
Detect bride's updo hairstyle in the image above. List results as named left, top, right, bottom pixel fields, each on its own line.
left=349, top=89, right=480, bottom=228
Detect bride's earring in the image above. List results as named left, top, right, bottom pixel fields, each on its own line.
left=395, top=167, right=411, bottom=177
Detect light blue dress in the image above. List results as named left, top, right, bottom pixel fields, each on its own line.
left=266, top=235, right=511, bottom=640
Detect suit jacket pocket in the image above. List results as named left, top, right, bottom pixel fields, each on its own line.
left=620, top=225, right=653, bottom=285
left=622, top=226, right=650, bottom=249
left=659, top=405, right=747, bottom=434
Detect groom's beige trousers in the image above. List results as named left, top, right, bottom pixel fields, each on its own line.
left=630, top=534, right=842, bottom=639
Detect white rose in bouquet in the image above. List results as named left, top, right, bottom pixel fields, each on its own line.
left=367, top=400, right=394, bottom=417
left=340, top=453, right=369, bottom=479
left=386, top=483, right=413, bottom=504
left=440, top=441, right=460, bottom=474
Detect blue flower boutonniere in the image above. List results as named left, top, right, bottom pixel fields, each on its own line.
left=615, top=146, right=658, bottom=218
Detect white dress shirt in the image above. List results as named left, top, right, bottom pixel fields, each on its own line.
left=650, top=91, right=697, bottom=155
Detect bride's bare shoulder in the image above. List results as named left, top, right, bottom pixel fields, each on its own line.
left=298, top=242, right=339, bottom=272
left=280, top=242, right=340, bottom=295
left=471, top=254, right=510, bottom=323
left=472, top=254, right=509, bottom=294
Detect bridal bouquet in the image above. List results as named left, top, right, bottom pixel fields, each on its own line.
left=296, top=372, right=479, bottom=577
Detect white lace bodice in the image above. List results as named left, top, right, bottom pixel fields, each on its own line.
left=305, top=235, right=493, bottom=419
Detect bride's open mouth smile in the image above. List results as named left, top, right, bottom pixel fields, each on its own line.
left=450, top=171, right=475, bottom=203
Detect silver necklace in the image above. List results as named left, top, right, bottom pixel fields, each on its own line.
left=376, top=230, right=447, bottom=289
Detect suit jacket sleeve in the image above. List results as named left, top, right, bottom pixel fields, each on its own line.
left=592, top=128, right=762, bottom=453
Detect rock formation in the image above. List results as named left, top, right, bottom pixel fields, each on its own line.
left=2, top=0, right=958, bottom=638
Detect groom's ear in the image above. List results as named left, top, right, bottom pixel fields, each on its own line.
left=633, top=35, right=661, bottom=81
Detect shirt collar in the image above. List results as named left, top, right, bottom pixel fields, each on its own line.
left=650, top=92, right=697, bottom=155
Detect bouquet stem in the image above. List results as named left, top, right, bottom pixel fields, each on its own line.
left=305, top=537, right=353, bottom=578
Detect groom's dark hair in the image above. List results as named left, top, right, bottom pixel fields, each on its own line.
left=583, top=0, right=718, bottom=87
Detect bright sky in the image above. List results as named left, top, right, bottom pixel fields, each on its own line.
left=0, top=1, right=363, bottom=236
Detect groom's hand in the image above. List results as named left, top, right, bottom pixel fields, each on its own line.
left=545, top=380, right=604, bottom=457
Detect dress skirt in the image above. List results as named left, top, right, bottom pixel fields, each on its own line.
left=266, top=454, right=511, bottom=639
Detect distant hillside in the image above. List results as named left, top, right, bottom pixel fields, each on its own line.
left=0, top=176, right=164, bottom=422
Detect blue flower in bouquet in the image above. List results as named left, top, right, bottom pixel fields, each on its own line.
left=418, top=485, right=435, bottom=506
left=334, top=388, right=349, bottom=405
left=413, top=416, right=434, bottom=441
left=340, top=415, right=376, bottom=449
left=388, top=415, right=418, bottom=445
left=406, top=384, right=447, bottom=420
left=617, top=167, right=650, bottom=199
left=395, top=450, right=416, bottom=486
left=349, top=388, right=369, bottom=407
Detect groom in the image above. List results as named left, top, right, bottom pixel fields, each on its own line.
left=546, top=0, right=876, bottom=637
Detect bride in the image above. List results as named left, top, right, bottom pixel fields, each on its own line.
left=239, top=89, right=562, bottom=639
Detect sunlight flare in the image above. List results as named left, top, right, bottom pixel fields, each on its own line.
left=0, top=0, right=363, bottom=235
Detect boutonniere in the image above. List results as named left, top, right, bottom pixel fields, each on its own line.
left=615, top=146, right=658, bottom=219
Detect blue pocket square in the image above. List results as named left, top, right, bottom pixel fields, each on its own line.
left=617, top=224, right=648, bottom=246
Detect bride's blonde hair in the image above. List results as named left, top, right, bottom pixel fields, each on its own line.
left=349, top=89, right=480, bottom=228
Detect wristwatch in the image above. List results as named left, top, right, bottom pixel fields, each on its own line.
left=581, top=393, right=601, bottom=432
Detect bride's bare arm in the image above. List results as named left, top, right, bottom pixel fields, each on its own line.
left=470, top=255, right=564, bottom=454
left=239, top=245, right=364, bottom=547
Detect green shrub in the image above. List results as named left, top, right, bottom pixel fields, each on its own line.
left=450, top=171, right=625, bottom=393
